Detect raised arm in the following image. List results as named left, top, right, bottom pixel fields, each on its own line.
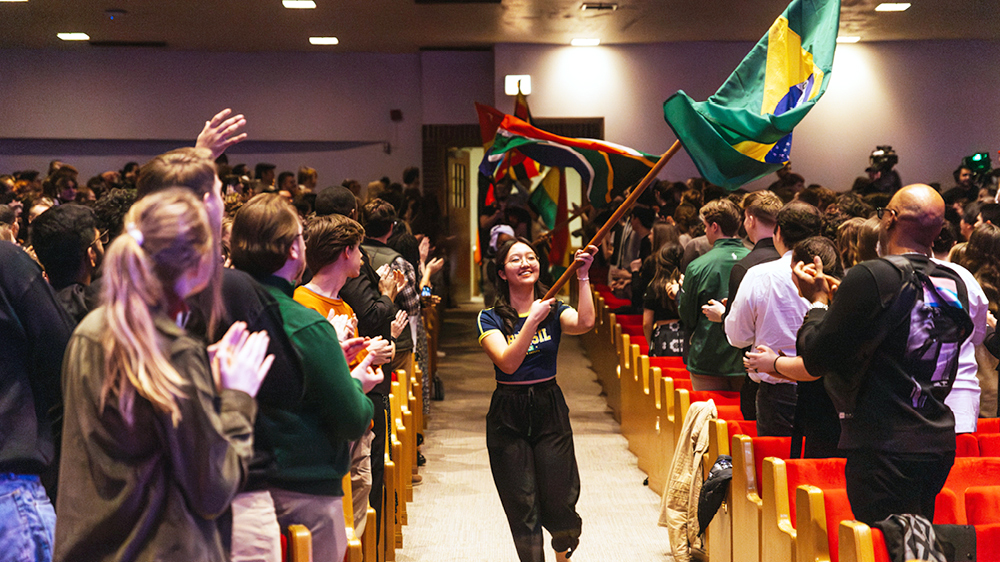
left=195, top=108, right=247, bottom=159
left=560, top=246, right=597, bottom=335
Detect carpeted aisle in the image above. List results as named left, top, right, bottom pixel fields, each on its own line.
left=396, top=304, right=672, bottom=562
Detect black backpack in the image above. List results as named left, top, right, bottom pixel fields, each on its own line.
left=826, top=256, right=974, bottom=420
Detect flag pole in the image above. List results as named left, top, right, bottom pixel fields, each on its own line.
left=532, top=204, right=592, bottom=246
left=542, top=139, right=682, bottom=300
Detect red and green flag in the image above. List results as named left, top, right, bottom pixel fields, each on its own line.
left=480, top=113, right=658, bottom=209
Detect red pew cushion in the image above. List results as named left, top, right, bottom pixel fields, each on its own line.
left=785, top=458, right=847, bottom=522
left=648, top=356, right=685, bottom=369
left=978, top=434, right=1000, bottom=456
left=753, top=436, right=792, bottom=496
left=975, top=418, right=1000, bottom=434
left=976, top=524, right=1000, bottom=562
left=966, top=486, right=1000, bottom=525
left=716, top=405, right=744, bottom=422
left=688, top=390, right=740, bottom=406
left=938, top=457, right=1000, bottom=524
left=617, top=314, right=643, bottom=326
left=956, top=433, right=980, bottom=457
left=727, top=419, right=757, bottom=439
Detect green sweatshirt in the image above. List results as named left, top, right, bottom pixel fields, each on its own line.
left=677, top=238, right=749, bottom=378
left=257, top=275, right=374, bottom=496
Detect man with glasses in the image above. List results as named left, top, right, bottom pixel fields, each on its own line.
left=796, top=184, right=979, bottom=525
left=31, top=204, right=105, bottom=323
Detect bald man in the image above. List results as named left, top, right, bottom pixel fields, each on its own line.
left=793, top=185, right=975, bottom=525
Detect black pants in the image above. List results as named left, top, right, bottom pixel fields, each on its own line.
left=486, top=379, right=582, bottom=561
left=845, top=448, right=955, bottom=526
left=740, top=374, right=759, bottom=422
left=755, top=382, right=798, bottom=437
left=368, top=392, right=387, bottom=546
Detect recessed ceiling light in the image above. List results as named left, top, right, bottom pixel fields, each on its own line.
left=836, top=36, right=861, bottom=43
left=571, top=38, right=600, bottom=47
left=875, top=3, right=911, bottom=11
left=283, top=0, right=316, bottom=8
left=309, top=36, right=339, bottom=45
left=0, top=1, right=30, bottom=3
left=57, top=32, right=90, bottom=41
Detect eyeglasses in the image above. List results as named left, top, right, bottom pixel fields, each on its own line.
left=876, top=207, right=897, bottom=220
left=94, top=229, right=109, bottom=245
left=506, top=254, right=539, bottom=267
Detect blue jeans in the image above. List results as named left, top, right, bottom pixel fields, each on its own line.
left=0, top=474, right=55, bottom=562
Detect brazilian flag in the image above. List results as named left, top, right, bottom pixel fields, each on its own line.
left=664, top=0, right=840, bottom=190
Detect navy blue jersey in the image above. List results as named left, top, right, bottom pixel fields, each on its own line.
left=477, top=302, right=570, bottom=383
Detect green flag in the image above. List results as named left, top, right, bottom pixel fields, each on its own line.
left=663, top=0, right=840, bottom=190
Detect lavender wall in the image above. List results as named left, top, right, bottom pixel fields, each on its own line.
left=494, top=40, right=1000, bottom=192
left=0, top=49, right=428, bottom=184
left=420, top=50, right=494, bottom=125
left=2, top=41, right=998, bottom=193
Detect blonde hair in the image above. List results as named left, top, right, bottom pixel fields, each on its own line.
left=101, top=189, right=213, bottom=425
left=835, top=217, right=865, bottom=269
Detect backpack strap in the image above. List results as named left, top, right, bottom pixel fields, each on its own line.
left=830, top=257, right=918, bottom=419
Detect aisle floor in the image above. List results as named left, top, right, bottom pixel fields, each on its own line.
left=396, top=305, right=672, bottom=562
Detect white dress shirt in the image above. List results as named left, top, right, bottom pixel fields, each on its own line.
left=724, top=252, right=808, bottom=385
left=934, top=258, right=989, bottom=432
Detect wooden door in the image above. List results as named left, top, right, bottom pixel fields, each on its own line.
left=446, top=148, right=472, bottom=303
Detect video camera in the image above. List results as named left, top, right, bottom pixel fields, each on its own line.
left=961, top=152, right=996, bottom=189
left=869, top=146, right=899, bottom=172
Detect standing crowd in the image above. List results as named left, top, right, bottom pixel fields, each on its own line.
left=570, top=160, right=1000, bottom=528
left=0, top=110, right=444, bottom=562
left=3, top=103, right=1000, bottom=561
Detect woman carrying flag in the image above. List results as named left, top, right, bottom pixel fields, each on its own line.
left=476, top=238, right=596, bottom=562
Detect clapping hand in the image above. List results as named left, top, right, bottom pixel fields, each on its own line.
left=208, top=322, right=274, bottom=397
left=350, top=353, right=385, bottom=394
left=390, top=309, right=409, bottom=339
left=326, top=311, right=358, bottom=342
left=701, top=298, right=727, bottom=323
left=365, top=336, right=394, bottom=365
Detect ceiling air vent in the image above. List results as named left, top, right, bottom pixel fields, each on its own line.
left=580, top=2, right=618, bottom=10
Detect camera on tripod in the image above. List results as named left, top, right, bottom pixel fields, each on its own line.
left=869, top=146, right=899, bottom=172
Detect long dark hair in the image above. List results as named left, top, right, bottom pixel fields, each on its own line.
left=961, top=223, right=1000, bottom=314
left=492, top=237, right=554, bottom=335
left=648, top=243, right=683, bottom=309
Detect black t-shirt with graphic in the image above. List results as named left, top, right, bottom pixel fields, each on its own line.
left=477, top=302, right=570, bottom=383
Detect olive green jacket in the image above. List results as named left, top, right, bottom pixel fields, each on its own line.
left=56, top=310, right=256, bottom=562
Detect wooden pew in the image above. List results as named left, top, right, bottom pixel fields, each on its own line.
left=731, top=434, right=763, bottom=562
left=382, top=421, right=398, bottom=561
left=761, top=457, right=848, bottom=562
left=341, top=474, right=364, bottom=562
left=704, top=419, right=733, bottom=562
left=647, top=374, right=691, bottom=493
left=286, top=524, right=313, bottom=562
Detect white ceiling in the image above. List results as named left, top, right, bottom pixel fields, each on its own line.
left=2, top=0, right=998, bottom=53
